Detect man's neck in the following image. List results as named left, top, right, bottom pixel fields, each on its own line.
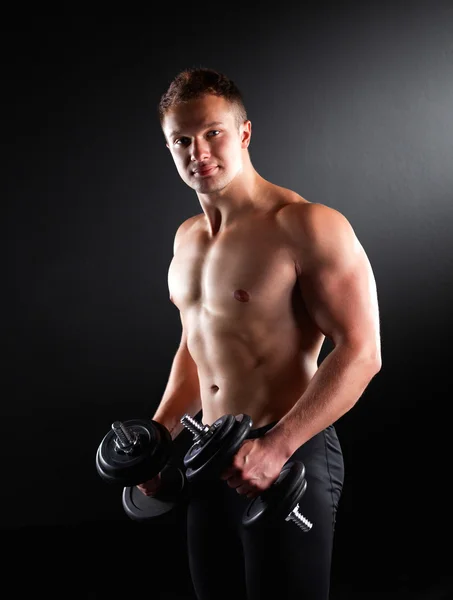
left=199, top=172, right=270, bottom=236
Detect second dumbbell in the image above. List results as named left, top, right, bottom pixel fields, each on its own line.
left=180, top=413, right=313, bottom=532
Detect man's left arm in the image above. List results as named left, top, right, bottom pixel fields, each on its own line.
left=268, top=203, right=382, bottom=458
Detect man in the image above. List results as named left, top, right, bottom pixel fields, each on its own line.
left=139, top=67, right=381, bottom=600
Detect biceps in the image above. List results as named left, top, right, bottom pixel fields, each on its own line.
left=300, top=251, right=380, bottom=348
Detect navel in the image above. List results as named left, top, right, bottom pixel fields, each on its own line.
left=233, top=289, right=250, bottom=302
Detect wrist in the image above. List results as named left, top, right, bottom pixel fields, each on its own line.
left=152, top=415, right=185, bottom=441
left=263, top=424, right=296, bottom=462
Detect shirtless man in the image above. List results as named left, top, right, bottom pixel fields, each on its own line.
left=139, top=68, right=382, bottom=600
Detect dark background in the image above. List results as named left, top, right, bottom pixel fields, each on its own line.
left=7, top=2, right=453, bottom=598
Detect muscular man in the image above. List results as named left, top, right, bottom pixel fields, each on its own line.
left=139, top=67, right=382, bottom=600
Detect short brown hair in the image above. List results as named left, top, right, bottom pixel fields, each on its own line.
left=158, top=67, right=247, bottom=128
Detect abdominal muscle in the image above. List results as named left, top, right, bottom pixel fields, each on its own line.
left=187, top=308, right=322, bottom=429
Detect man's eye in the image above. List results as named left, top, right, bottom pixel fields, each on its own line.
left=174, top=131, right=219, bottom=145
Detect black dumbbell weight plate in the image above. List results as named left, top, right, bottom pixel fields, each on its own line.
left=185, top=414, right=253, bottom=482
left=96, top=419, right=172, bottom=487
left=183, top=414, right=236, bottom=470
left=122, top=464, right=187, bottom=522
left=242, top=461, right=307, bottom=528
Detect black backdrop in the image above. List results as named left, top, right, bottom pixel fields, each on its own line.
left=7, top=2, right=453, bottom=598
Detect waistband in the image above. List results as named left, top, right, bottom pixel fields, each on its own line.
left=246, top=421, right=278, bottom=439
left=246, top=421, right=336, bottom=440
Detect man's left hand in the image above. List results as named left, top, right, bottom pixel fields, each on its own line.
left=219, top=437, right=288, bottom=499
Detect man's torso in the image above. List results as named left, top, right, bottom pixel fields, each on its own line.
left=168, top=190, right=325, bottom=428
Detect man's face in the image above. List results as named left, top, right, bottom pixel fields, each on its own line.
left=162, top=94, right=250, bottom=194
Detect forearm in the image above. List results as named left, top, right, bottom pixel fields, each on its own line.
left=152, top=348, right=201, bottom=440
left=267, top=344, right=381, bottom=458
left=153, top=392, right=201, bottom=440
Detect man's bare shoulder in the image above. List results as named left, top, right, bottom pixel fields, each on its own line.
left=173, top=213, right=204, bottom=254
left=277, top=200, right=360, bottom=273
left=278, top=200, right=352, bottom=240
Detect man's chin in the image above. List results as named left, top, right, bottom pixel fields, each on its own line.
left=192, top=179, right=226, bottom=194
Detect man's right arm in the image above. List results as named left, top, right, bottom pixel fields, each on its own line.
left=151, top=316, right=201, bottom=440
left=137, top=316, right=200, bottom=494
left=151, top=215, right=202, bottom=440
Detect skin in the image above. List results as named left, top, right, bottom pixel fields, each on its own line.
left=138, top=93, right=381, bottom=499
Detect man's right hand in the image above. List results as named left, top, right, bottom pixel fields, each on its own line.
left=136, top=473, right=162, bottom=497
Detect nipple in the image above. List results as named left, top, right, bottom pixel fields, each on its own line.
left=233, top=289, right=250, bottom=303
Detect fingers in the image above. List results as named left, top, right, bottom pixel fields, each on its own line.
left=236, top=483, right=260, bottom=499
left=220, top=446, right=249, bottom=480
left=136, top=474, right=162, bottom=497
left=220, top=463, right=261, bottom=498
left=220, top=467, right=233, bottom=481
left=224, top=474, right=259, bottom=497
left=222, top=471, right=240, bottom=488
left=235, top=482, right=253, bottom=496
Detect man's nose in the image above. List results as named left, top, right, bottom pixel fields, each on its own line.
left=190, top=138, right=210, bottom=162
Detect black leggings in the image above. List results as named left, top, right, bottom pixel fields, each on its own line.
left=186, top=422, right=344, bottom=600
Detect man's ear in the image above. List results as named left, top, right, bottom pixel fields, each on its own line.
left=241, top=120, right=252, bottom=148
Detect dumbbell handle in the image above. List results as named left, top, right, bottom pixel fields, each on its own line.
left=180, top=413, right=312, bottom=532
left=111, top=421, right=138, bottom=452
left=180, top=414, right=208, bottom=438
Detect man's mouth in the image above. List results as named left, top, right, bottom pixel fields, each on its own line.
left=193, top=166, right=218, bottom=177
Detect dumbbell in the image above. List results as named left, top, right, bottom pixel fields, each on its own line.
left=96, top=418, right=188, bottom=522
left=180, top=413, right=313, bottom=532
